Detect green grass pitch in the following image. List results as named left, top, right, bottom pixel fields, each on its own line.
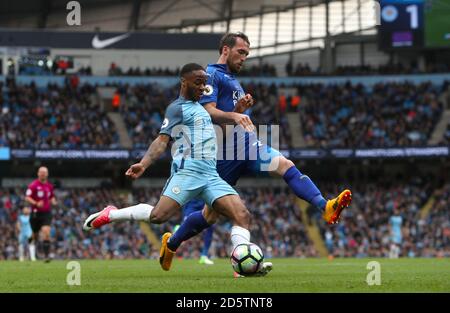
left=0, top=258, right=449, bottom=292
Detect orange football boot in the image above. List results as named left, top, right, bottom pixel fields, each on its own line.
left=159, top=232, right=176, bottom=271
left=323, top=189, right=352, bottom=224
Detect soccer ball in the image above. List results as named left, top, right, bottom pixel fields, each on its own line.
left=230, top=243, right=264, bottom=276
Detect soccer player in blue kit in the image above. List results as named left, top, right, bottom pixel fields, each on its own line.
left=83, top=63, right=272, bottom=275
left=16, top=206, right=34, bottom=261
left=162, top=32, right=353, bottom=265
left=389, top=208, right=403, bottom=258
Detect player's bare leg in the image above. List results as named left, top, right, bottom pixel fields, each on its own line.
left=153, top=196, right=181, bottom=271
left=83, top=196, right=181, bottom=270
left=268, top=155, right=352, bottom=224
left=210, top=195, right=273, bottom=277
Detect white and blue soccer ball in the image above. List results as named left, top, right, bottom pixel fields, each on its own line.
left=230, top=243, right=264, bottom=275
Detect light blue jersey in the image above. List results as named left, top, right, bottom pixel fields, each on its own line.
left=159, top=96, right=237, bottom=207
left=18, top=214, right=32, bottom=244
left=160, top=96, right=217, bottom=174
left=390, top=215, right=403, bottom=244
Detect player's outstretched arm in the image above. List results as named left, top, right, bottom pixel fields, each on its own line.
left=125, top=134, right=170, bottom=180
left=204, top=102, right=255, bottom=132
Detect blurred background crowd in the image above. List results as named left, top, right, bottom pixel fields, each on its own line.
left=1, top=78, right=448, bottom=150
left=1, top=177, right=448, bottom=260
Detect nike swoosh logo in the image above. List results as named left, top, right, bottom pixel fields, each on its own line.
left=92, top=33, right=130, bottom=49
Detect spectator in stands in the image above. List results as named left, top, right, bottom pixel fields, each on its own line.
left=0, top=79, right=120, bottom=149
left=300, top=81, right=445, bottom=148
left=108, top=62, right=123, bottom=76
left=1, top=178, right=448, bottom=260
left=1, top=78, right=447, bottom=149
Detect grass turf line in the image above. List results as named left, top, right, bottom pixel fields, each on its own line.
left=0, top=258, right=449, bottom=292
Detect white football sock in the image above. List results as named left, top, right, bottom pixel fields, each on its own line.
left=29, top=243, right=36, bottom=261
left=231, top=226, right=251, bottom=249
left=18, top=244, right=24, bottom=260
left=109, top=203, right=153, bottom=222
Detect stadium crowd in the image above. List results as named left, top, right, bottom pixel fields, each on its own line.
left=285, top=61, right=450, bottom=76
left=116, top=78, right=450, bottom=149
left=109, top=63, right=278, bottom=77
left=1, top=78, right=448, bottom=149
left=0, top=179, right=448, bottom=260
left=317, top=177, right=449, bottom=258
left=299, top=81, right=447, bottom=147
left=0, top=186, right=316, bottom=260
left=0, top=187, right=152, bottom=260
left=117, top=81, right=292, bottom=149
left=107, top=62, right=449, bottom=78
left=108, top=63, right=180, bottom=77
left=0, top=79, right=120, bottom=149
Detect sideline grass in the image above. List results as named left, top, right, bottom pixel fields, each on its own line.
left=0, top=258, right=449, bottom=292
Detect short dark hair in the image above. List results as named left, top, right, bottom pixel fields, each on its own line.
left=219, top=32, right=250, bottom=54
left=180, top=63, right=205, bottom=78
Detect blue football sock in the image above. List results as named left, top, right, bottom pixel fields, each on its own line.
left=283, top=166, right=327, bottom=211
left=167, top=211, right=210, bottom=251
left=201, top=225, right=214, bottom=257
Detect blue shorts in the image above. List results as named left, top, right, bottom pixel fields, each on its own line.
left=217, top=142, right=281, bottom=186
left=162, top=169, right=238, bottom=208
left=182, top=143, right=281, bottom=216
left=391, top=235, right=402, bottom=245
left=19, top=233, right=31, bottom=245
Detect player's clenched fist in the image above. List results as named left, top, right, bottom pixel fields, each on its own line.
left=235, top=93, right=254, bottom=113
left=125, top=163, right=146, bottom=179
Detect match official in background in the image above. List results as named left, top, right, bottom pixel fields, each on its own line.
left=25, top=166, right=57, bottom=263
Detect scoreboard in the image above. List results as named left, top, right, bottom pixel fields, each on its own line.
left=379, top=0, right=450, bottom=49
left=379, top=0, right=424, bottom=48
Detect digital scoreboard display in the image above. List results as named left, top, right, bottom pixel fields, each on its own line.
left=379, top=0, right=425, bottom=48
left=379, top=0, right=450, bottom=48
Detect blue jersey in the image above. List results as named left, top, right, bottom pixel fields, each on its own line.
left=159, top=96, right=217, bottom=174
left=18, top=214, right=32, bottom=237
left=200, top=64, right=260, bottom=156
left=200, top=64, right=246, bottom=114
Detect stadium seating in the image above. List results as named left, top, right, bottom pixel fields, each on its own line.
left=1, top=182, right=448, bottom=260
left=0, top=80, right=120, bottom=149
left=2, top=78, right=448, bottom=149
left=316, top=178, right=449, bottom=258
left=299, top=81, right=446, bottom=147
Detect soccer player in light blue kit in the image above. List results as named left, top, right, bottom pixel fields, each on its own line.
left=83, top=63, right=271, bottom=275
left=16, top=206, right=35, bottom=261
left=165, top=33, right=352, bottom=262
left=389, top=208, right=403, bottom=258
